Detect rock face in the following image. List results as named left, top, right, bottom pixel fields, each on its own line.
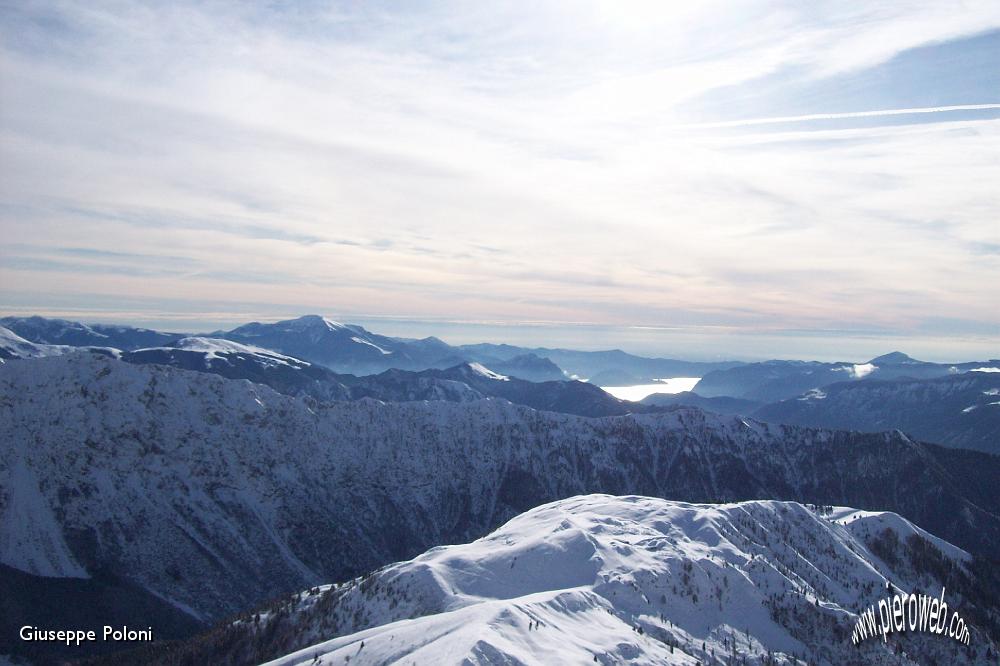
left=3, top=353, right=999, bottom=630
left=106, top=496, right=1000, bottom=666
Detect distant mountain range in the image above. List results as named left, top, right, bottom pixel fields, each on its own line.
left=0, top=315, right=183, bottom=350
left=1, top=315, right=739, bottom=382
left=4, top=314, right=999, bottom=454
left=350, top=363, right=642, bottom=417
left=754, top=372, right=1000, bottom=453
left=694, top=351, right=999, bottom=403
left=460, top=342, right=742, bottom=383
left=640, top=390, right=763, bottom=415
left=1, top=329, right=638, bottom=418
left=4, top=315, right=998, bottom=451
left=105, top=496, right=998, bottom=666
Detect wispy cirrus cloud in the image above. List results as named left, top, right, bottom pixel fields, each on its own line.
left=0, top=1, right=998, bottom=358
left=672, top=103, right=1000, bottom=129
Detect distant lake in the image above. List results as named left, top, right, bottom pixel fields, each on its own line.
left=600, top=378, right=700, bottom=401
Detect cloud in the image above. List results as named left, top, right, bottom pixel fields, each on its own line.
left=1, top=1, right=999, bottom=356
left=672, top=103, right=1000, bottom=130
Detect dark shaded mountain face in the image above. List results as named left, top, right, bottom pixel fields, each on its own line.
left=0, top=563, right=203, bottom=663
left=461, top=342, right=743, bottom=382
left=754, top=372, right=1000, bottom=454
left=475, top=352, right=565, bottom=382
left=3, top=354, right=999, bottom=642
left=351, top=363, right=644, bottom=417
left=1, top=315, right=185, bottom=350
left=694, top=353, right=999, bottom=402
left=641, top=390, right=762, bottom=415
left=869, top=351, right=920, bottom=364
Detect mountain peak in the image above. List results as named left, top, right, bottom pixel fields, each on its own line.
left=868, top=351, right=919, bottom=365
left=244, top=495, right=979, bottom=666
left=286, top=314, right=346, bottom=331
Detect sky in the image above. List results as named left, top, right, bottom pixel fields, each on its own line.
left=1, top=1, right=998, bottom=361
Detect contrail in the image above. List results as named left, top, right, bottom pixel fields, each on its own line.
left=675, top=103, right=1000, bottom=130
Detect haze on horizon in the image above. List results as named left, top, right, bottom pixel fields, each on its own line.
left=1, top=1, right=999, bottom=361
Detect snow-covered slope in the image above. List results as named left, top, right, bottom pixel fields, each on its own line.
left=3, top=352, right=1000, bottom=635
left=143, top=496, right=997, bottom=666
left=0, top=325, right=117, bottom=362
left=168, top=336, right=293, bottom=357
left=123, top=337, right=353, bottom=401
left=0, top=326, right=62, bottom=360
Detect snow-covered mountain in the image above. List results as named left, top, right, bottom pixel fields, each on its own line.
left=0, top=324, right=118, bottom=363
left=0, top=325, right=64, bottom=360
left=3, top=352, right=1000, bottom=634
left=121, top=339, right=635, bottom=416
left=0, top=315, right=185, bottom=350
left=118, top=496, right=998, bottom=665
left=218, top=315, right=467, bottom=375
left=693, top=353, right=1000, bottom=403
left=123, top=337, right=354, bottom=401
left=0, top=325, right=640, bottom=417
left=3, top=314, right=566, bottom=380
left=754, top=373, right=1000, bottom=454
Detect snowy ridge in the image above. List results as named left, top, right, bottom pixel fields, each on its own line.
left=0, top=324, right=118, bottom=362
left=167, top=336, right=293, bottom=358
left=829, top=507, right=970, bottom=563
left=253, top=496, right=992, bottom=666
left=0, top=315, right=184, bottom=350
left=466, top=361, right=508, bottom=380
left=0, top=325, right=68, bottom=360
